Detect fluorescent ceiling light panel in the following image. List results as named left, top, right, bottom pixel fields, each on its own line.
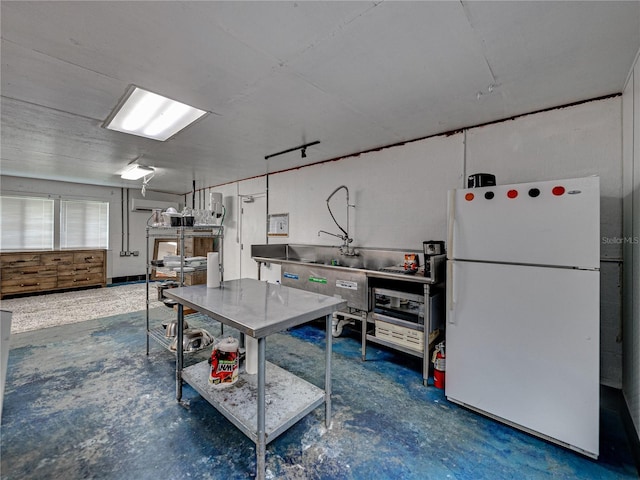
left=121, top=164, right=155, bottom=180
left=104, top=87, right=207, bottom=141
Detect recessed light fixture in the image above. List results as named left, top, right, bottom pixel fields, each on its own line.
left=104, top=86, right=207, bottom=141
left=120, top=164, right=155, bottom=180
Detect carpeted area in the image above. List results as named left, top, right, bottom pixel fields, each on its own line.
left=0, top=282, right=163, bottom=334
left=1, top=310, right=637, bottom=479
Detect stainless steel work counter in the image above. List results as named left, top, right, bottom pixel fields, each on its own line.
left=252, top=255, right=439, bottom=285
left=164, top=278, right=346, bottom=480
left=165, top=280, right=346, bottom=337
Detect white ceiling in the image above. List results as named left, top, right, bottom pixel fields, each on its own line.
left=1, top=1, right=639, bottom=195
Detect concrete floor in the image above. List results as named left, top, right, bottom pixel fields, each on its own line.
left=1, top=309, right=638, bottom=479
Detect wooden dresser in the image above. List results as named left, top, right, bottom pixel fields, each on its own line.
left=0, top=249, right=106, bottom=298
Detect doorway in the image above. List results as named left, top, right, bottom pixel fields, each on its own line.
left=239, top=193, right=266, bottom=279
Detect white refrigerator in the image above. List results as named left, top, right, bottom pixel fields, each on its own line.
left=446, top=176, right=600, bottom=458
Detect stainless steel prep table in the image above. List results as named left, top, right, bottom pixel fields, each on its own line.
left=164, top=279, right=346, bottom=480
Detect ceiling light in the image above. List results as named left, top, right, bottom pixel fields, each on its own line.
left=121, top=164, right=155, bottom=180
left=104, top=86, right=207, bottom=141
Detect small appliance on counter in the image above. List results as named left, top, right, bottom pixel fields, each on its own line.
left=467, top=173, right=496, bottom=188
left=423, top=241, right=446, bottom=282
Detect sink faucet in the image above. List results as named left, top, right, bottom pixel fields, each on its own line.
left=319, top=185, right=358, bottom=256
left=317, top=230, right=357, bottom=256
left=318, top=230, right=344, bottom=241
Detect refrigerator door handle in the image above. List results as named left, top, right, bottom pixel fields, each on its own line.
left=447, top=261, right=456, bottom=324
left=447, top=190, right=456, bottom=259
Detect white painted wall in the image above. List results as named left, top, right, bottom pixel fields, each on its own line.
left=622, top=49, right=640, bottom=443
left=268, top=133, right=464, bottom=249
left=0, top=176, right=182, bottom=280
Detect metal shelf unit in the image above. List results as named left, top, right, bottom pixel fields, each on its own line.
left=363, top=278, right=444, bottom=386
left=145, top=225, right=224, bottom=354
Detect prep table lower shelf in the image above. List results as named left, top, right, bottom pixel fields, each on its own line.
left=182, top=360, right=325, bottom=444
left=165, top=280, right=347, bottom=480
left=147, top=327, right=176, bottom=351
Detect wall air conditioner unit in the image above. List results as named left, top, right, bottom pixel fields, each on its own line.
left=130, top=198, right=179, bottom=212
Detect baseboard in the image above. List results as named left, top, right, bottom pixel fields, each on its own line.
left=110, top=275, right=146, bottom=284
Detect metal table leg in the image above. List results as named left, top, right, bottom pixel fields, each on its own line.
left=361, top=312, right=367, bottom=361
left=176, top=304, right=184, bottom=401
left=256, top=336, right=266, bottom=480
left=422, top=284, right=432, bottom=387
left=325, top=313, right=332, bottom=427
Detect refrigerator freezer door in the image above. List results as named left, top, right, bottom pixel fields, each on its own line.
left=446, top=260, right=599, bottom=458
left=448, top=176, right=599, bottom=269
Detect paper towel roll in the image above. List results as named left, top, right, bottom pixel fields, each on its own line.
left=207, top=252, right=220, bottom=288
left=245, top=336, right=258, bottom=375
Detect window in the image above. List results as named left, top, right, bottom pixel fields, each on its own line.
left=0, top=196, right=109, bottom=251
left=60, top=200, right=109, bottom=249
left=0, top=196, right=55, bottom=250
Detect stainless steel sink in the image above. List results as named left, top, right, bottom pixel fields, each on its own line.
left=251, top=243, right=427, bottom=311
left=278, top=261, right=368, bottom=310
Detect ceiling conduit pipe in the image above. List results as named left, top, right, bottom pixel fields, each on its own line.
left=126, top=188, right=130, bottom=253
left=121, top=188, right=126, bottom=255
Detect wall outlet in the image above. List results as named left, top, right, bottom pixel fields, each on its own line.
left=131, top=251, right=139, bottom=256
left=120, top=251, right=129, bottom=257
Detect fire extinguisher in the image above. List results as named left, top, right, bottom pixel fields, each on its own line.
left=432, top=342, right=445, bottom=389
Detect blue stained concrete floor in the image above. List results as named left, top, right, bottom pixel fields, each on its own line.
left=1, top=311, right=638, bottom=479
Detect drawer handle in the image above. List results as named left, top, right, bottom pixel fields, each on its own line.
left=52, top=258, right=61, bottom=261
left=84, top=256, right=95, bottom=260
left=20, top=283, right=39, bottom=287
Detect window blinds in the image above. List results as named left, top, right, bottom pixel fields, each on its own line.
left=0, top=196, right=55, bottom=250
left=60, top=200, right=109, bottom=249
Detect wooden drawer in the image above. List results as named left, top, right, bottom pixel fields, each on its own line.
left=1, top=275, right=58, bottom=293
left=73, top=251, right=104, bottom=265
left=58, top=264, right=104, bottom=276
left=41, top=252, right=74, bottom=266
left=1, top=252, right=41, bottom=268
left=57, top=272, right=105, bottom=288
left=2, top=265, right=58, bottom=280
